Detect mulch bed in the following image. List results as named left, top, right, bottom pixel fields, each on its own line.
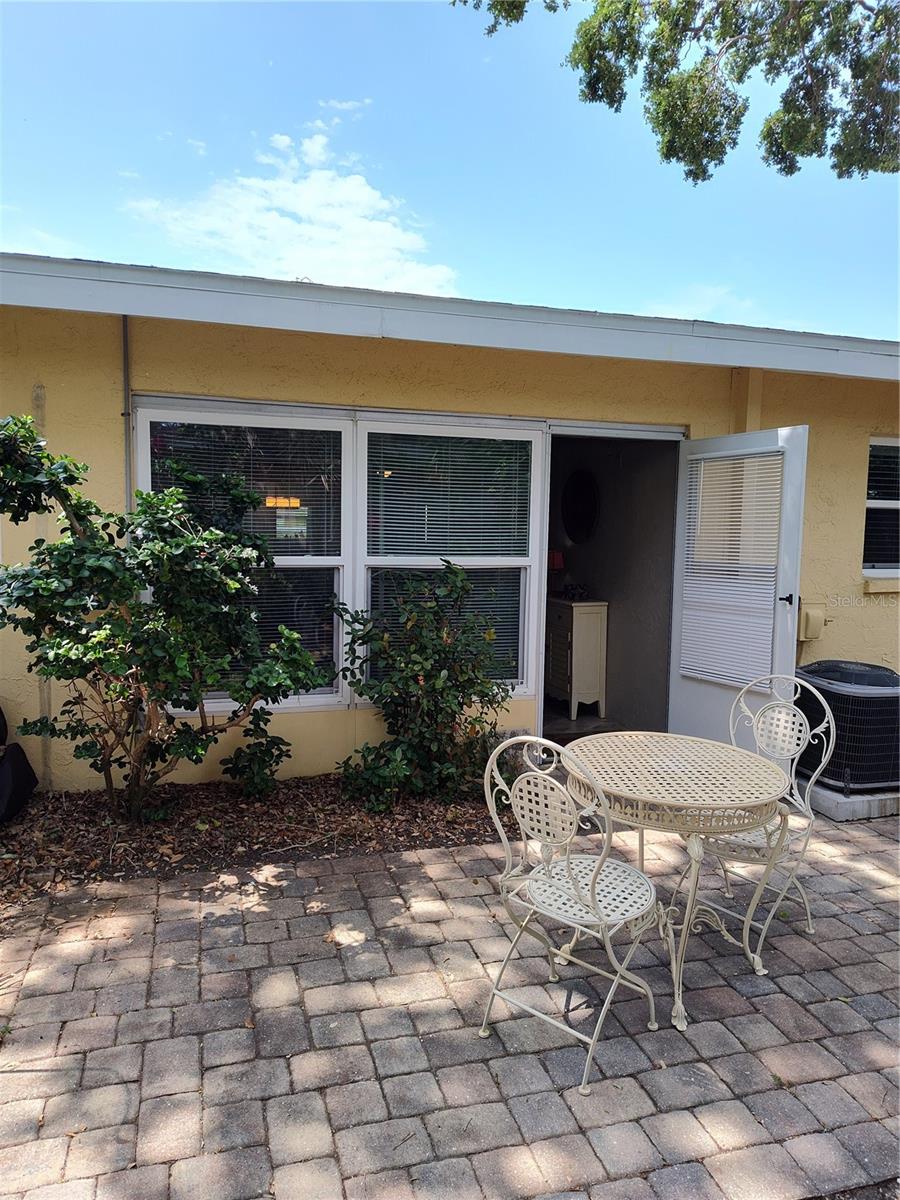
left=0, top=775, right=499, bottom=912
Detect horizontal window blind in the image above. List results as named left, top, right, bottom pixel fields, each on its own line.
left=864, top=508, right=899, bottom=570
left=150, top=421, right=341, bottom=557
left=367, top=432, right=531, bottom=556
left=867, top=443, right=900, bottom=502
left=253, top=567, right=337, bottom=671
left=369, top=567, right=523, bottom=681
left=207, top=567, right=337, bottom=699
left=865, top=443, right=899, bottom=570
left=680, top=453, right=783, bottom=686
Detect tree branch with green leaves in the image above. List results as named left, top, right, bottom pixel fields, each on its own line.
left=457, top=0, right=899, bottom=182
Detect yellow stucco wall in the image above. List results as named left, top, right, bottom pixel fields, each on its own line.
left=123, top=314, right=735, bottom=434
left=1, top=305, right=897, bottom=793
left=1, top=310, right=127, bottom=791
left=759, top=372, right=900, bottom=667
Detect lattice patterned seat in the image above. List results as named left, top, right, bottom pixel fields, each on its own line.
left=479, top=735, right=659, bottom=1096
left=702, top=817, right=808, bottom=859
left=525, top=856, right=655, bottom=927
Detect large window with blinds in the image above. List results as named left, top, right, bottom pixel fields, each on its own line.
left=137, top=405, right=541, bottom=705
left=146, top=411, right=349, bottom=700
left=363, top=424, right=535, bottom=684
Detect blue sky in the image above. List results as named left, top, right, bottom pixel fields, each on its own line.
left=1, top=1, right=897, bottom=338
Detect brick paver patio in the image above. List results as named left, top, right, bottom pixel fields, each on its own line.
left=0, top=816, right=896, bottom=1199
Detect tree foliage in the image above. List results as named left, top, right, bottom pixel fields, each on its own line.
left=0, top=415, right=328, bottom=818
left=458, top=0, right=899, bottom=182
left=335, top=562, right=512, bottom=811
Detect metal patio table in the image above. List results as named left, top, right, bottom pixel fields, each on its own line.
left=567, top=731, right=789, bottom=1031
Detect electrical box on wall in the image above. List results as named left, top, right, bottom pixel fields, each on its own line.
left=798, top=596, right=827, bottom=642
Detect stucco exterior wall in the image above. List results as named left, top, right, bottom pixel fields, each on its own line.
left=1, top=305, right=897, bottom=793
left=760, top=372, right=899, bottom=668
left=1, top=310, right=126, bottom=791
left=123, top=314, right=735, bottom=433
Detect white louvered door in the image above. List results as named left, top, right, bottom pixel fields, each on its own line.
left=668, top=427, right=808, bottom=742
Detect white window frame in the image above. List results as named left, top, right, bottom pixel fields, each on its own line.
left=133, top=397, right=547, bottom=710
left=356, top=418, right=544, bottom=698
left=134, top=399, right=355, bottom=712
left=864, top=436, right=900, bottom=578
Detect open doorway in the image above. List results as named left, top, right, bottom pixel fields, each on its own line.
left=542, top=434, right=679, bottom=744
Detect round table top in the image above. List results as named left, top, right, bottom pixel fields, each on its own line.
left=567, top=731, right=788, bottom=810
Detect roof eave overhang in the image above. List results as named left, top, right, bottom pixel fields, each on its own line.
left=1, top=253, right=897, bottom=382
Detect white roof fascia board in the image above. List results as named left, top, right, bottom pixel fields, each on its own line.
left=1, top=253, right=897, bottom=382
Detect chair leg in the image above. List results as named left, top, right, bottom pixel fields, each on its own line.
left=479, top=916, right=529, bottom=1038
left=637, top=828, right=645, bottom=873
left=743, top=859, right=793, bottom=976
left=792, top=876, right=814, bottom=934
left=547, top=947, right=560, bottom=984
left=579, top=992, right=618, bottom=1096
left=670, top=858, right=692, bottom=906
left=579, top=928, right=651, bottom=1095
left=556, top=927, right=581, bottom=967
left=606, top=926, right=658, bottom=1034
left=719, top=858, right=734, bottom=898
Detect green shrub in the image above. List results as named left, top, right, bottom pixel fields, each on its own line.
left=0, top=415, right=329, bottom=818
left=335, top=561, right=512, bottom=810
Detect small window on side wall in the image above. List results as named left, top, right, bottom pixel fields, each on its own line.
left=864, top=439, right=900, bottom=573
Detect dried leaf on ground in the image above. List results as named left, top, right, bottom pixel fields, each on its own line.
left=0, top=774, right=499, bottom=915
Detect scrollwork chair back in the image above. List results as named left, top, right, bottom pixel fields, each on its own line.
left=484, top=735, right=613, bottom=922
left=729, top=674, right=836, bottom=818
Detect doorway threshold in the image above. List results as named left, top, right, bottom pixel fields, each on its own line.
left=542, top=698, right=624, bottom=746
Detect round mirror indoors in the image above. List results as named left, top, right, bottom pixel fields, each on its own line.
left=561, top=468, right=599, bottom=544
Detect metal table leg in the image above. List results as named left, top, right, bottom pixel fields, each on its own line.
left=658, top=833, right=742, bottom=1032
left=658, top=834, right=703, bottom=1032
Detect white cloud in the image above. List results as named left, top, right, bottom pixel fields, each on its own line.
left=187, top=139, right=208, bottom=157
left=641, top=283, right=756, bottom=323
left=127, top=131, right=457, bottom=295
left=118, top=169, right=140, bottom=179
left=318, top=98, right=372, bottom=111
left=299, top=133, right=329, bottom=167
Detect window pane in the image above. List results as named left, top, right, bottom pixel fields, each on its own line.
left=864, top=508, right=900, bottom=570
left=150, top=421, right=341, bottom=556
left=254, top=567, right=337, bottom=673
left=367, top=432, right=531, bottom=556
left=209, top=567, right=337, bottom=698
left=369, top=567, right=522, bottom=681
left=868, top=443, right=900, bottom=502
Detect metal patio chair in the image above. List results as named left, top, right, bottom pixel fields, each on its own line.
left=700, top=673, right=836, bottom=975
left=479, top=735, right=659, bottom=1095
